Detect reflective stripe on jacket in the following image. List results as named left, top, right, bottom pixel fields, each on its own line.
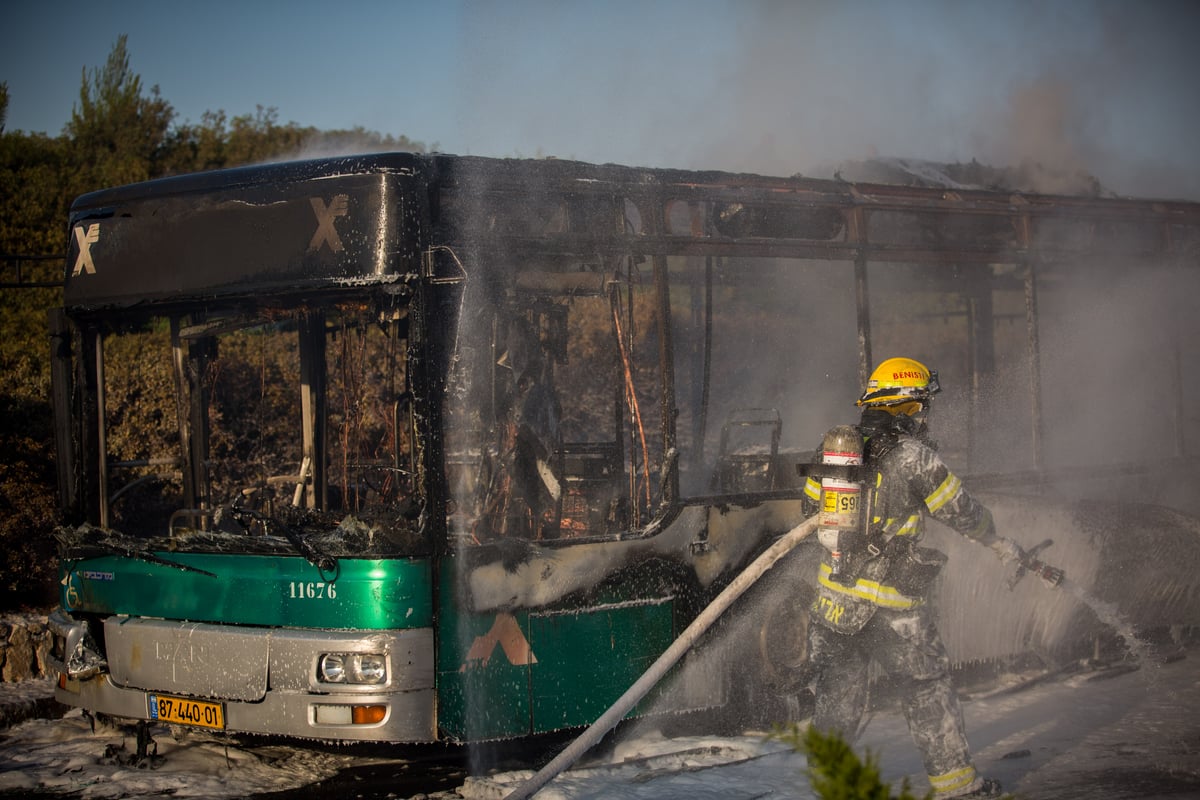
left=817, top=562, right=919, bottom=609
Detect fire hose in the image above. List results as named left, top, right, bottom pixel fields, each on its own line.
left=502, top=520, right=1067, bottom=797
left=502, top=514, right=819, bottom=800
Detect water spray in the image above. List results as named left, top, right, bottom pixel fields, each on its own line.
left=1058, top=576, right=1146, bottom=662
left=1006, top=538, right=1144, bottom=661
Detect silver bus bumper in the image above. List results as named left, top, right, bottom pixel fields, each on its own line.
left=48, top=610, right=437, bottom=743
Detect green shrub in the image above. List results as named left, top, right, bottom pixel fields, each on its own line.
left=773, top=724, right=929, bottom=800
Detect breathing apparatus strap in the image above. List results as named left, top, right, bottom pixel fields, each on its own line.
left=859, top=430, right=905, bottom=560
left=862, top=429, right=901, bottom=463
left=861, top=512, right=907, bottom=559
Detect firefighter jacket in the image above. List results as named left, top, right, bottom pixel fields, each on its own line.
left=803, top=413, right=995, bottom=634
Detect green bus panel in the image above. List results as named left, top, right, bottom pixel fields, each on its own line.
left=528, top=600, right=674, bottom=730
left=435, top=556, right=678, bottom=740
left=61, top=554, right=432, bottom=630
left=435, top=605, right=534, bottom=741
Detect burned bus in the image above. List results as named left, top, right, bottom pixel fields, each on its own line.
left=47, top=153, right=1200, bottom=744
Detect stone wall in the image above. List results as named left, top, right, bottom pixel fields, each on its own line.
left=1, top=613, right=53, bottom=683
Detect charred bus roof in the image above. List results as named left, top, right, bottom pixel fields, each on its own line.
left=63, top=151, right=1200, bottom=314
left=63, top=153, right=427, bottom=313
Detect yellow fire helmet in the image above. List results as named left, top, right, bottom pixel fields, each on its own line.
left=856, top=357, right=941, bottom=415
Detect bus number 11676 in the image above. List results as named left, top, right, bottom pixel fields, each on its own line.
left=289, top=581, right=336, bottom=600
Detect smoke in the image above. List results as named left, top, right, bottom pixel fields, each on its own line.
left=1040, top=268, right=1176, bottom=465
left=733, top=0, right=1199, bottom=201
left=413, top=7, right=1200, bottom=773
left=992, top=80, right=1100, bottom=196
left=453, top=1, right=1200, bottom=201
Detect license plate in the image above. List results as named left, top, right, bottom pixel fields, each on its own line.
left=148, top=693, right=225, bottom=730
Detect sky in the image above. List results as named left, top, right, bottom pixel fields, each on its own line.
left=3, top=0, right=1200, bottom=201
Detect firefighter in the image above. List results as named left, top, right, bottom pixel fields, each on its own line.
left=802, top=357, right=1023, bottom=799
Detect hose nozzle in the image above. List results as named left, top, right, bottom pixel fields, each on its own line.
left=1008, top=538, right=1066, bottom=589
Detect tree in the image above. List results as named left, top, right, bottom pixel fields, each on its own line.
left=161, top=109, right=235, bottom=174
left=0, top=36, right=430, bottom=610
left=164, top=107, right=429, bottom=176
left=0, top=123, right=67, bottom=609
left=65, top=34, right=174, bottom=192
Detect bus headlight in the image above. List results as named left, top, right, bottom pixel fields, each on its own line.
left=355, top=653, right=386, bottom=684
left=318, top=653, right=387, bottom=685
left=318, top=654, right=346, bottom=683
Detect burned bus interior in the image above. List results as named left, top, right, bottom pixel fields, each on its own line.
left=52, top=153, right=1200, bottom=560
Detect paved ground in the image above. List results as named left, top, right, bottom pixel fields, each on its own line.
left=0, top=678, right=62, bottom=730
left=3, top=645, right=1198, bottom=799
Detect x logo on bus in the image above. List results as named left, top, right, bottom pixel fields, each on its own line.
left=309, top=195, right=349, bottom=253
left=72, top=224, right=100, bottom=276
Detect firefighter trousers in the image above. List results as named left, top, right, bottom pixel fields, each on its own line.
left=807, top=604, right=983, bottom=797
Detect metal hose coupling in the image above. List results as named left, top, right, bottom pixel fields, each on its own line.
left=1008, top=538, right=1066, bottom=590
